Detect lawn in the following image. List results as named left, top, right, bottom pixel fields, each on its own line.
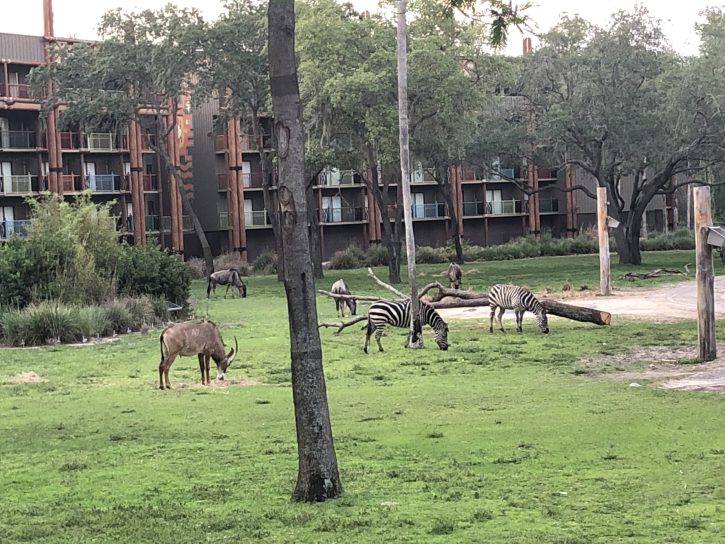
left=0, top=250, right=723, bottom=543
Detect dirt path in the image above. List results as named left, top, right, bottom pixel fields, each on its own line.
left=437, top=278, right=725, bottom=393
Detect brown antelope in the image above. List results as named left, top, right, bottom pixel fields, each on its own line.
left=158, top=320, right=238, bottom=389
left=330, top=278, right=357, bottom=317
left=447, top=262, right=462, bottom=290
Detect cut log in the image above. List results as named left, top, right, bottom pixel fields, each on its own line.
left=540, top=300, right=611, bottom=326
left=317, top=289, right=384, bottom=302
left=318, top=315, right=368, bottom=335
left=429, top=298, right=490, bottom=309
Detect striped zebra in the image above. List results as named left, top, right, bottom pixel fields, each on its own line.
left=364, top=299, right=449, bottom=353
left=488, top=284, right=549, bottom=334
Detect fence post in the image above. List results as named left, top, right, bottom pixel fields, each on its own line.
left=597, top=187, right=611, bottom=296
left=694, top=186, right=716, bottom=361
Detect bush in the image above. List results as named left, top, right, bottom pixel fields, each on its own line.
left=641, top=229, right=694, bottom=251
left=214, top=252, right=250, bottom=275
left=415, top=245, right=448, bottom=264
left=117, top=244, right=191, bottom=306
left=329, top=246, right=366, bottom=270
left=363, top=244, right=389, bottom=267
left=186, top=257, right=207, bottom=279
left=252, top=251, right=278, bottom=275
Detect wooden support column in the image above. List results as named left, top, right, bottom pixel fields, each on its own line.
left=234, top=120, right=247, bottom=261
left=597, top=187, right=611, bottom=296
left=128, top=117, right=143, bottom=244
left=226, top=118, right=241, bottom=252
left=565, top=164, right=575, bottom=238
left=694, top=186, right=716, bottom=361
left=527, top=162, right=537, bottom=235
left=135, top=120, right=146, bottom=238
left=3, top=62, right=9, bottom=97
left=166, top=110, right=180, bottom=251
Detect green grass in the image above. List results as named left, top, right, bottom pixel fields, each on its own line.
left=0, top=250, right=723, bottom=543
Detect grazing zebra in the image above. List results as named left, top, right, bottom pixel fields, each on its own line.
left=447, top=262, right=462, bottom=289
left=331, top=279, right=357, bottom=317
left=207, top=268, right=247, bottom=299
left=364, top=299, right=449, bottom=353
left=488, top=284, right=549, bottom=334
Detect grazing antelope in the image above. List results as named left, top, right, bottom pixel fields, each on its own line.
left=158, top=320, right=238, bottom=389
left=330, top=278, right=357, bottom=317
left=207, top=268, right=247, bottom=298
left=447, top=262, right=462, bottom=290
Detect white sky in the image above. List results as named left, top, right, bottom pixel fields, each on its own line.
left=0, top=0, right=722, bottom=56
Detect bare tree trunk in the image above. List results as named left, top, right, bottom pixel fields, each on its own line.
left=396, top=0, right=422, bottom=348
left=268, top=0, right=341, bottom=503
left=614, top=215, right=643, bottom=265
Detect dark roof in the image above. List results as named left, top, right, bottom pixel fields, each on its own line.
left=0, top=33, right=45, bottom=64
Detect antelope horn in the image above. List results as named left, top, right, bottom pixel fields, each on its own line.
left=227, top=336, right=238, bottom=367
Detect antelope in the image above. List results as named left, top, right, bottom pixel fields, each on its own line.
left=207, top=268, right=247, bottom=298
left=331, top=278, right=357, bottom=317
left=447, top=262, right=462, bottom=290
left=158, top=320, right=238, bottom=389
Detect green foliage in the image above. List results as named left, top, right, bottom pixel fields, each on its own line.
left=251, top=251, right=278, bottom=275
left=640, top=229, right=695, bottom=251
left=414, top=245, right=449, bottom=264
left=362, top=244, right=389, bottom=267
left=117, top=244, right=191, bottom=306
left=329, top=246, right=366, bottom=270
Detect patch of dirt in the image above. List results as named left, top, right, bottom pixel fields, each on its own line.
left=3, top=371, right=45, bottom=384
left=176, top=377, right=258, bottom=389
left=579, top=345, right=725, bottom=393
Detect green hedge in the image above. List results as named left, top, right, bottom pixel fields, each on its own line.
left=117, top=244, right=191, bottom=306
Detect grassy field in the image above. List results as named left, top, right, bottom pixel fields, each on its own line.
left=1, top=250, right=723, bottom=543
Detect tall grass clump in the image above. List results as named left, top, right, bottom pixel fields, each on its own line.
left=329, top=246, right=366, bottom=269
left=641, top=229, right=694, bottom=251
left=363, top=244, right=389, bottom=267
left=251, top=251, right=278, bottom=275
left=414, top=245, right=448, bottom=264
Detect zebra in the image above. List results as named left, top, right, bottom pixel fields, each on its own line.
left=331, top=278, right=357, bottom=317
left=447, top=262, right=462, bottom=289
left=488, top=284, right=549, bottom=334
left=364, top=299, right=449, bottom=353
left=207, top=268, right=247, bottom=299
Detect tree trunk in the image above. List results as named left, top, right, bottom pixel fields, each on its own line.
left=439, top=176, right=463, bottom=263
left=268, top=0, right=341, bottom=503
left=614, top=222, right=642, bottom=265
left=364, top=153, right=401, bottom=283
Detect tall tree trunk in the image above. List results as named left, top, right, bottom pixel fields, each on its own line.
left=613, top=221, right=643, bottom=265
left=268, top=0, right=341, bottom=503
left=438, top=175, right=463, bottom=263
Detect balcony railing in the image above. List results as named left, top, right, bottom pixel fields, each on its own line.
left=463, top=200, right=485, bottom=217
left=214, top=134, right=227, bottom=152
left=486, top=199, right=526, bottom=216
left=60, top=132, right=126, bottom=151
left=182, top=215, right=193, bottom=231
left=1, top=174, right=37, bottom=194
left=245, top=210, right=270, bottom=227
left=321, top=206, right=368, bottom=223
left=87, top=174, right=121, bottom=192
left=219, top=212, right=230, bottom=229
left=86, top=132, right=119, bottom=151
left=0, top=130, right=39, bottom=149
left=537, top=167, right=558, bottom=181
left=319, top=170, right=361, bottom=187
left=412, top=202, right=446, bottom=219
left=4, top=83, right=45, bottom=99
left=0, top=219, right=32, bottom=239
left=141, top=133, right=157, bottom=150
left=539, top=198, right=560, bottom=214
left=241, top=172, right=265, bottom=189
left=217, top=173, right=229, bottom=190
left=145, top=215, right=161, bottom=232
left=61, top=174, right=83, bottom=193
left=411, top=168, right=436, bottom=184
left=143, top=174, right=159, bottom=192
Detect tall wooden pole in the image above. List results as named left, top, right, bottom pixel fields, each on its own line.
left=597, top=187, right=611, bottom=296
left=694, top=186, right=716, bottom=361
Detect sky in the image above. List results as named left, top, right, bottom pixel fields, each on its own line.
left=0, top=0, right=721, bottom=57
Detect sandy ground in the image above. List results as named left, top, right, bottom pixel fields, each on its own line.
left=437, top=277, right=725, bottom=393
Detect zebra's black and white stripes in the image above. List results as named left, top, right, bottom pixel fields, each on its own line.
left=488, top=284, right=549, bottom=334
left=364, top=299, right=449, bottom=353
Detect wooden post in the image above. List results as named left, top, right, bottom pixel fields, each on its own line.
left=694, top=186, right=716, bottom=361
left=597, top=187, right=611, bottom=296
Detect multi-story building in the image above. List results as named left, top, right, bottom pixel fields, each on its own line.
left=1, top=26, right=668, bottom=262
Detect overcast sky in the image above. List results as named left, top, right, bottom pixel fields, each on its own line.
left=1, top=0, right=721, bottom=56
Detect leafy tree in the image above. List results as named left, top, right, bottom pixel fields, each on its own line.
left=268, top=0, right=341, bottom=502
left=511, top=9, right=725, bottom=264
left=30, top=5, right=215, bottom=272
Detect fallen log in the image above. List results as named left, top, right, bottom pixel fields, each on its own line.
left=540, top=299, right=611, bottom=326
left=317, top=289, right=385, bottom=303
left=429, top=298, right=490, bottom=309
left=620, top=267, right=688, bottom=281
left=367, top=268, right=407, bottom=298
left=318, top=315, right=368, bottom=335
left=419, top=282, right=482, bottom=302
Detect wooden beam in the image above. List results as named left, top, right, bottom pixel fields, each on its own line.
left=597, top=187, right=611, bottom=295
left=694, top=186, right=716, bottom=361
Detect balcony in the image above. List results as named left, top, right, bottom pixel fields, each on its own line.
left=412, top=202, right=446, bottom=219
left=217, top=173, right=229, bottom=190
left=411, top=168, right=437, bottom=184
left=539, top=198, right=561, bottom=214
left=241, top=172, right=265, bottom=189
left=460, top=167, right=484, bottom=182
left=486, top=199, right=527, bottom=216
left=145, top=215, right=161, bottom=232
left=219, top=212, right=230, bottom=229
left=321, top=206, right=368, bottom=224
left=143, top=174, right=159, bottom=192
left=141, top=133, right=157, bottom=151
left=537, top=167, right=558, bottom=181
left=0, top=219, right=31, bottom=239
left=0, top=130, right=40, bottom=149
left=463, top=200, right=485, bottom=217
left=61, top=174, right=84, bottom=193
left=87, top=174, right=122, bottom=193
left=60, top=132, right=126, bottom=151
left=214, top=134, right=227, bottom=152
left=319, top=169, right=361, bottom=187
left=489, top=168, right=517, bottom=181
left=245, top=210, right=270, bottom=228
left=1, top=174, right=37, bottom=195
left=4, top=83, right=45, bottom=100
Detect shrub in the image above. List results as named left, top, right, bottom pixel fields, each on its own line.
left=214, top=252, right=250, bottom=275
left=117, top=244, right=191, bottom=306
left=363, top=244, right=389, bottom=267
left=104, top=300, right=135, bottom=334
left=186, top=257, right=207, bottom=279
left=329, top=246, right=365, bottom=270
left=415, top=245, right=448, bottom=264
left=252, top=251, right=278, bottom=275
left=641, top=229, right=694, bottom=251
